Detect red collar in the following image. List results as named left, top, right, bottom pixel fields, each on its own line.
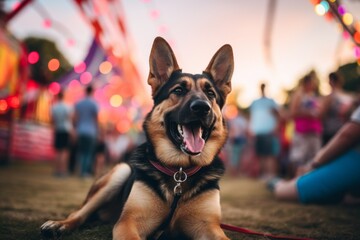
left=149, top=160, right=202, bottom=177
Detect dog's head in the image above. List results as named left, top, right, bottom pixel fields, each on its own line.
left=144, top=37, right=234, bottom=167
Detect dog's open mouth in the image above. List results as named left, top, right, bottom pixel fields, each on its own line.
left=169, top=121, right=210, bottom=155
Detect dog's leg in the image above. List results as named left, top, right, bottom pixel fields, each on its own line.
left=112, top=181, right=169, bottom=240
left=172, top=190, right=229, bottom=240
left=40, top=163, right=132, bottom=239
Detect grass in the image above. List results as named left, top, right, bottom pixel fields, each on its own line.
left=0, top=162, right=359, bottom=240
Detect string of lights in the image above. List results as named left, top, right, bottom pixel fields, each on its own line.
left=310, top=0, right=360, bottom=62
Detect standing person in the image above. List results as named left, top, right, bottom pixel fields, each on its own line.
left=227, top=107, right=248, bottom=176
left=249, top=83, right=280, bottom=180
left=320, top=72, right=353, bottom=145
left=51, top=90, right=73, bottom=177
left=74, top=85, right=99, bottom=177
left=94, top=127, right=107, bottom=179
left=289, top=75, right=322, bottom=176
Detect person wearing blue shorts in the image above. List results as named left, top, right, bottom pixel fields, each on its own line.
left=271, top=105, right=360, bottom=204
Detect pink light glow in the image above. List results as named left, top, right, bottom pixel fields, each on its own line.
left=12, top=2, right=20, bottom=10
left=43, top=19, right=52, bottom=28
left=80, top=72, right=92, bottom=84
left=158, top=25, right=168, bottom=34
left=150, top=10, right=160, bottom=19
left=68, top=79, right=80, bottom=88
left=342, top=31, right=350, bottom=40
left=355, top=47, right=360, bottom=58
left=338, top=5, right=346, bottom=15
left=74, top=62, right=86, bottom=73
left=49, top=82, right=61, bottom=95
left=67, top=39, right=76, bottom=47
left=28, top=51, right=39, bottom=64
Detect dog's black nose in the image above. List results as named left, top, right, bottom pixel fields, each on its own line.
left=190, top=100, right=211, bottom=117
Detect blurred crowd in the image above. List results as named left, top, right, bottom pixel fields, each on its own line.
left=51, top=85, right=144, bottom=179
left=223, top=72, right=358, bottom=180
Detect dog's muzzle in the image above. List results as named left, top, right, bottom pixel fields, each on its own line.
left=167, top=99, right=214, bottom=156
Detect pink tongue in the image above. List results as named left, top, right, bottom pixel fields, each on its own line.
left=182, top=126, right=205, bottom=153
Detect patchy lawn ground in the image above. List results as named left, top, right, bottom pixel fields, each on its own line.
left=0, top=162, right=359, bottom=240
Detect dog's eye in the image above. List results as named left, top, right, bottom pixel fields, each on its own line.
left=172, top=87, right=185, bottom=96
left=206, top=90, right=216, bottom=98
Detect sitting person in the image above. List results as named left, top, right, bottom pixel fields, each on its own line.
left=268, top=104, right=360, bottom=204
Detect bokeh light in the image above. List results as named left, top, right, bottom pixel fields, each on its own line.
left=309, top=0, right=320, bottom=5
left=315, top=4, right=326, bottom=16
left=48, top=58, right=60, bottom=71
left=80, top=72, right=92, bottom=84
left=28, top=51, right=39, bottom=64
left=43, top=19, right=52, bottom=28
left=74, top=62, right=86, bottom=73
left=355, top=22, right=360, bottom=32
left=343, top=13, right=353, bottom=26
left=110, top=94, right=123, bottom=107
left=0, top=100, right=8, bottom=112
left=116, top=120, right=131, bottom=134
left=320, top=1, right=329, bottom=13
left=354, top=47, right=360, bottom=58
left=223, top=105, right=239, bottom=120
left=9, top=96, right=20, bottom=108
left=150, top=9, right=160, bottom=19
left=99, top=61, right=112, bottom=74
left=338, top=5, right=346, bottom=15
left=354, top=32, right=360, bottom=44
left=68, top=79, right=81, bottom=88
left=48, top=82, right=61, bottom=95
left=67, top=39, right=76, bottom=47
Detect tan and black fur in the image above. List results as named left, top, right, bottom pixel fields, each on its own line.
left=40, top=37, right=234, bottom=240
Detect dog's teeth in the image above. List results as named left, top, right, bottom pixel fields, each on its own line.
left=178, top=124, right=183, bottom=135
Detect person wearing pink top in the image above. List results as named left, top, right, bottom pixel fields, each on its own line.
left=289, top=74, right=322, bottom=177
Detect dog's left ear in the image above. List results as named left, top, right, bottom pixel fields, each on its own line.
left=148, top=37, right=180, bottom=97
left=204, top=44, right=234, bottom=99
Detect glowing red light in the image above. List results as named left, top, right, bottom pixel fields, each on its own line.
left=74, top=62, right=86, bottom=73
left=26, top=80, right=39, bottom=90
left=49, top=82, right=61, bottom=95
left=9, top=96, right=20, bottom=109
left=354, top=32, right=360, bottom=44
left=28, top=51, right=40, bottom=64
left=0, top=100, right=8, bottom=112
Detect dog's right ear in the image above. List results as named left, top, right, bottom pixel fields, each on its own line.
left=148, top=37, right=180, bottom=97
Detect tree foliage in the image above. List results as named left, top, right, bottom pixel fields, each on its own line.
left=23, top=37, right=71, bottom=85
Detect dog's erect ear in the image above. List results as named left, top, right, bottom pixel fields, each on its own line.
left=204, top=44, right=234, bottom=98
left=148, top=37, right=180, bottom=97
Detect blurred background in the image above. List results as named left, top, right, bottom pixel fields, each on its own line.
left=0, top=0, right=359, bottom=177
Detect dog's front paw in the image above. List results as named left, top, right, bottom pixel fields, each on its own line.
left=40, top=220, right=68, bottom=239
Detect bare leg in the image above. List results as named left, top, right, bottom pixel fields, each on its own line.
left=264, top=156, right=278, bottom=177
left=59, top=149, right=69, bottom=175
left=274, top=178, right=300, bottom=201
left=94, top=153, right=106, bottom=179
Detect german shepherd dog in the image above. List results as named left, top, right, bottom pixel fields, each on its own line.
left=41, top=37, right=234, bottom=240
